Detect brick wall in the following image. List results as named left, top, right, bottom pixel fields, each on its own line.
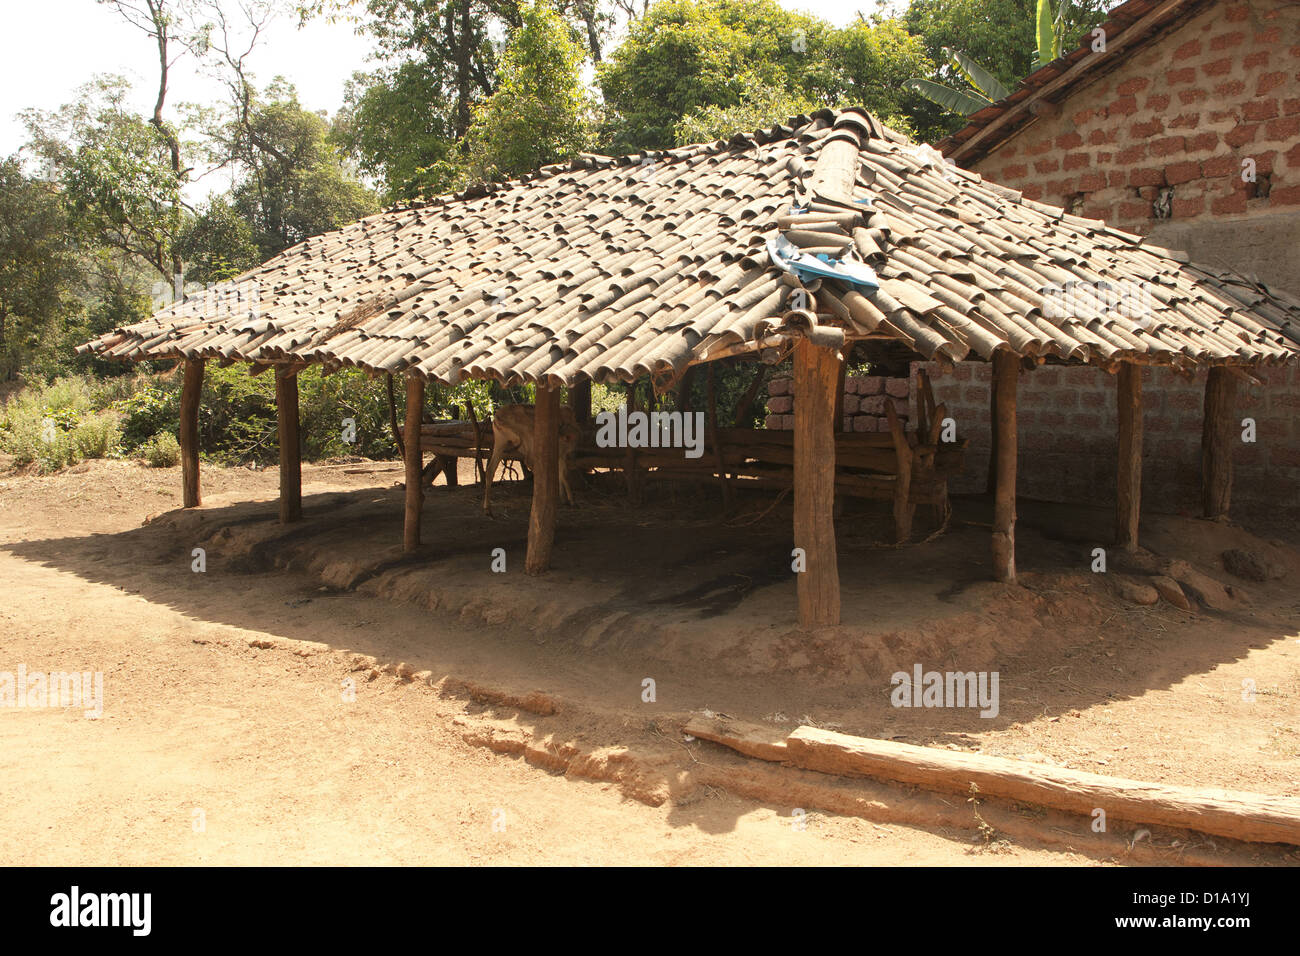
left=952, top=0, right=1300, bottom=530
left=969, top=0, right=1300, bottom=291
left=765, top=374, right=912, bottom=432
left=916, top=360, right=1300, bottom=528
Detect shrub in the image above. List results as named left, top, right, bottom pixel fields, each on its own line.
left=140, top=431, right=181, bottom=467
left=0, top=376, right=123, bottom=472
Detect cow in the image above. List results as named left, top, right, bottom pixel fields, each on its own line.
left=482, top=403, right=580, bottom=516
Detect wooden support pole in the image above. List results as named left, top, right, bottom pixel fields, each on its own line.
left=179, top=358, right=204, bottom=508
left=403, top=376, right=425, bottom=553
left=986, top=363, right=998, bottom=496
left=526, top=385, right=560, bottom=575
left=1201, top=366, right=1237, bottom=520
left=991, top=351, right=1018, bottom=583
left=572, top=379, right=592, bottom=426
left=834, top=359, right=847, bottom=432
left=793, top=338, right=841, bottom=627
left=1115, top=363, right=1142, bottom=551
left=706, top=363, right=733, bottom=512
left=276, top=370, right=302, bottom=523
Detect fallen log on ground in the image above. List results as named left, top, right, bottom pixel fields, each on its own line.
left=684, top=718, right=1300, bottom=845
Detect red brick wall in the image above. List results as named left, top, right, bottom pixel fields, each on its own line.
left=955, top=0, right=1300, bottom=530
left=970, top=0, right=1300, bottom=235
left=765, top=374, right=912, bottom=433
left=915, top=360, right=1300, bottom=528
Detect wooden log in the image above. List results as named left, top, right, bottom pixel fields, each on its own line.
left=784, top=726, right=1300, bottom=846
left=624, top=379, right=641, bottom=504
left=1115, top=362, right=1142, bottom=551
left=526, top=386, right=561, bottom=574
left=833, top=359, right=847, bottom=432
left=706, top=363, right=733, bottom=512
left=885, top=402, right=914, bottom=544
left=1201, top=365, right=1237, bottom=520
left=571, top=379, right=592, bottom=426
left=684, top=716, right=789, bottom=762
left=991, top=350, right=1018, bottom=582
left=793, top=338, right=841, bottom=627
left=179, top=358, right=204, bottom=508
left=403, top=377, right=424, bottom=553
left=986, top=361, right=998, bottom=496
left=733, top=361, right=770, bottom=427
left=276, top=370, right=302, bottom=523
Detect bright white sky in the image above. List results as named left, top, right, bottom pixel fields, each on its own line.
left=0, top=0, right=883, bottom=166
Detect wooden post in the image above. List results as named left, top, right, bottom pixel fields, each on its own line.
left=986, top=364, right=998, bottom=496
left=706, top=363, right=733, bottom=512
left=793, top=338, right=841, bottom=627
left=991, top=351, right=1018, bottom=582
left=1115, top=363, right=1142, bottom=551
left=572, top=379, right=592, bottom=426
left=276, top=370, right=302, bottom=523
left=1201, top=366, right=1237, bottom=520
left=179, top=358, right=204, bottom=508
left=403, top=376, right=424, bottom=553
left=526, top=385, right=560, bottom=574
left=834, top=360, right=847, bottom=432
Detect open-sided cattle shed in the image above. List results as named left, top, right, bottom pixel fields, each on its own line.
left=81, top=106, right=1300, bottom=628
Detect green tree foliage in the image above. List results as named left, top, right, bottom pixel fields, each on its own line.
left=903, top=0, right=1110, bottom=129
left=175, top=196, right=261, bottom=285
left=460, top=1, right=597, bottom=181
left=214, top=81, right=379, bottom=259
left=23, top=77, right=186, bottom=282
left=598, top=0, right=941, bottom=152
left=0, top=160, right=81, bottom=380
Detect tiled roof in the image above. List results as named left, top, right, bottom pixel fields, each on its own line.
left=937, top=0, right=1212, bottom=165
left=82, top=104, right=1300, bottom=383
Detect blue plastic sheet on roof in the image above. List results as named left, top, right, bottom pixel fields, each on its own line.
left=766, top=234, right=879, bottom=292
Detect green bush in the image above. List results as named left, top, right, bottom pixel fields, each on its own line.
left=140, top=431, right=181, bottom=467
left=0, top=375, right=123, bottom=472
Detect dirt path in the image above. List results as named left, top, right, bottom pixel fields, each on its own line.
left=0, top=460, right=1105, bottom=865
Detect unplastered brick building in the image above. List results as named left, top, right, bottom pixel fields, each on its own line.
left=938, top=0, right=1300, bottom=527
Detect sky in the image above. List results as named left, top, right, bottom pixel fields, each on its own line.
left=0, top=0, right=880, bottom=164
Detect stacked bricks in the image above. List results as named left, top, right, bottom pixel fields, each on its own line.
left=765, top=375, right=911, bottom=432
left=969, top=1, right=1300, bottom=234
left=916, top=360, right=1300, bottom=529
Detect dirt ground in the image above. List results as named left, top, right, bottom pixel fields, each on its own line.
left=1, top=456, right=1297, bottom=865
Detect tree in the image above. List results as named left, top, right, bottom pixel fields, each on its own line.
left=460, top=1, right=597, bottom=181
left=902, top=0, right=1110, bottom=122
left=0, top=160, right=79, bottom=379
left=598, top=0, right=828, bottom=152
left=217, top=81, right=379, bottom=259
left=175, top=196, right=260, bottom=284
left=22, top=77, right=185, bottom=284
left=97, top=0, right=193, bottom=279
left=598, top=0, right=940, bottom=152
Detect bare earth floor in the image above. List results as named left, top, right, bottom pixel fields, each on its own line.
left=1, top=458, right=1297, bottom=866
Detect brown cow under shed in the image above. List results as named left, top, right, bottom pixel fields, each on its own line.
left=81, top=106, right=1300, bottom=628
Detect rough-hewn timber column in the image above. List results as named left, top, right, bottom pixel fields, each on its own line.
left=403, top=376, right=425, bottom=552
left=572, top=379, right=592, bottom=426
left=276, top=369, right=302, bottom=523
left=526, top=385, right=561, bottom=574
left=1201, top=366, right=1237, bottom=520
left=180, top=358, right=204, bottom=508
left=986, top=367, right=998, bottom=496
left=793, top=338, right=841, bottom=627
left=991, top=350, right=1018, bottom=582
left=1115, top=363, right=1142, bottom=551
